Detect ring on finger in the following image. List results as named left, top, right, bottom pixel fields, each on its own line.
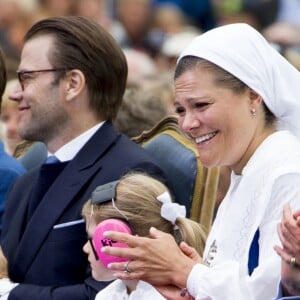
left=124, top=261, right=132, bottom=274
left=289, top=256, right=297, bottom=267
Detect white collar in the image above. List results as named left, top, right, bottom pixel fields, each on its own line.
left=48, top=122, right=104, bottom=162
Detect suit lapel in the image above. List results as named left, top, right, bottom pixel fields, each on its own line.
left=10, top=122, right=120, bottom=279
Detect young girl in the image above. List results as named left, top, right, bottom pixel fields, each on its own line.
left=82, top=172, right=207, bottom=300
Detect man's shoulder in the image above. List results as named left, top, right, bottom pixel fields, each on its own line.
left=110, top=134, right=162, bottom=166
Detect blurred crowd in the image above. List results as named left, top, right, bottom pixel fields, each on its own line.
left=0, top=2, right=300, bottom=299
left=1, top=0, right=300, bottom=79
left=1, top=0, right=300, bottom=155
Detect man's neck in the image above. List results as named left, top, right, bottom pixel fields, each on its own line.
left=47, top=122, right=104, bottom=161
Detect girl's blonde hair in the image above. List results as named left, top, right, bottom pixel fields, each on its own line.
left=82, top=172, right=207, bottom=256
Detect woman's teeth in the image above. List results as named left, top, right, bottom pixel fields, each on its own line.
left=195, top=132, right=217, bottom=143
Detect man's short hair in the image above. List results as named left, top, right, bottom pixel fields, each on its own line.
left=24, top=16, right=128, bottom=121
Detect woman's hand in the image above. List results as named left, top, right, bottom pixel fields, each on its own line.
left=179, top=241, right=202, bottom=263
left=274, top=204, right=300, bottom=296
left=274, top=204, right=300, bottom=265
left=103, top=227, right=199, bottom=287
left=153, top=242, right=201, bottom=299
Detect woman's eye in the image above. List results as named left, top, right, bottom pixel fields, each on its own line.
left=195, top=102, right=209, bottom=109
left=175, top=107, right=185, bottom=115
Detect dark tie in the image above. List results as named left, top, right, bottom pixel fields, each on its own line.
left=27, top=156, right=63, bottom=219
left=45, top=155, right=60, bottom=164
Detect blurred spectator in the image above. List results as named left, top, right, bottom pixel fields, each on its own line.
left=242, top=0, right=300, bottom=32
left=73, top=0, right=112, bottom=29
left=160, top=30, right=200, bottom=71
left=138, top=72, right=175, bottom=114
left=242, top=0, right=279, bottom=29
left=114, top=88, right=169, bottom=138
left=37, top=0, right=77, bottom=17
left=276, top=0, right=300, bottom=27
left=0, top=0, right=38, bottom=60
left=0, top=46, right=25, bottom=238
left=213, top=0, right=259, bottom=27
left=152, top=0, right=217, bottom=31
left=111, top=0, right=153, bottom=46
left=0, top=78, right=46, bottom=168
left=0, top=79, right=23, bottom=156
left=264, top=22, right=300, bottom=47
left=4, top=57, right=19, bottom=81
left=110, top=0, right=163, bottom=56
left=262, top=0, right=300, bottom=50
left=123, top=48, right=158, bottom=85
left=284, top=46, right=300, bottom=70
left=152, top=3, right=191, bottom=34
left=261, top=0, right=300, bottom=69
left=0, top=139, right=25, bottom=237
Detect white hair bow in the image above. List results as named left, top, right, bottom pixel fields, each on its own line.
left=156, top=191, right=186, bottom=226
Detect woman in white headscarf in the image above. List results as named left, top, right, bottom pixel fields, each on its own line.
left=99, top=23, right=300, bottom=300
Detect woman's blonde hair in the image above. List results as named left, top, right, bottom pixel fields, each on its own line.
left=82, top=172, right=207, bottom=255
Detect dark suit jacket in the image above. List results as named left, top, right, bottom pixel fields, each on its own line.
left=1, top=122, right=165, bottom=300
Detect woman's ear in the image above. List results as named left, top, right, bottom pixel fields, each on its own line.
left=249, top=89, right=263, bottom=106
left=65, top=69, right=85, bottom=101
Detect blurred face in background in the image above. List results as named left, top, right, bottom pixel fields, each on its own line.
left=116, top=0, right=152, bottom=41
left=0, top=79, right=23, bottom=155
left=41, top=0, right=76, bottom=16
left=74, top=0, right=111, bottom=28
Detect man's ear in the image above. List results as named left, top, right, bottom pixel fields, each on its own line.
left=65, top=69, right=85, bottom=101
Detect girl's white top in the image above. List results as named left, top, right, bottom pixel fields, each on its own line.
left=95, top=279, right=166, bottom=300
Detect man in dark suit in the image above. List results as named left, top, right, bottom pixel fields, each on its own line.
left=0, top=16, right=165, bottom=300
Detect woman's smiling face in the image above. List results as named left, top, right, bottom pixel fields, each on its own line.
left=174, top=66, right=257, bottom=173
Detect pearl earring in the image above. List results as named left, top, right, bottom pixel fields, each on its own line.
left=251, top=108, right=256, bottom=116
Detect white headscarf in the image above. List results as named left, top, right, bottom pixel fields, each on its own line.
left=178, top=23, right=300, bottom=139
